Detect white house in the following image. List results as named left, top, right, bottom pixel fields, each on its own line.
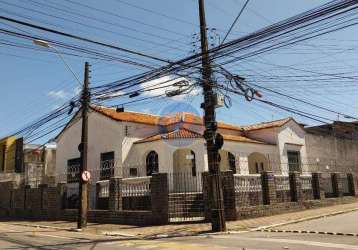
left=55, top=105, right=308, bottom=183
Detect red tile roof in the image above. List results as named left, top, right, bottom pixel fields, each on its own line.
left=134, top=128, right=272, bottom=145
left=91, top=106, right=161, bottom=125
left=134, top=128, right=202, bottom=144
left=242, top=117, right=293, bottom=131
left=92, top=105, right=242, bottom=130
left=92, top=105, right=293, bottom=135
left=222, top=134, right=273, bottom=144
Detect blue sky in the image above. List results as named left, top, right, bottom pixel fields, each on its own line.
left=1, top=0, right=358, bottom=141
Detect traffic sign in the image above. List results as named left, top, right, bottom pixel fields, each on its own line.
left=81, top=171, right=91, bottom=182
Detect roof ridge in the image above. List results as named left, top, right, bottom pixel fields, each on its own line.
left=92, top=105, right=161, bottom=118
left=244, top=117, right=291, bottom=126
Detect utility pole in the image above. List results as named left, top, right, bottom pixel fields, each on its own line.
left=198, top=0, right=226, bottom=232
left=78, top=62, right=90, bottom=229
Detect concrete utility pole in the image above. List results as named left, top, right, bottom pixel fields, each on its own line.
left=78, top=62, right=90, bottom=229
left=198, top=0, right=226, bottom=232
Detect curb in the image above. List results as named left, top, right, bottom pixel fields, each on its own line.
left=8, top=223, right=74, bottom=232
left=4, top=206, right=358, bottom=240
left=259, top=228, right=358, bottom=237
left=251, top=207, right=358, bottom=232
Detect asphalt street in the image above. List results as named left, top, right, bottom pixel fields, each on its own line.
left=275, top=209, right=358, bottom=234
left=1, top=211, right=358, bottom=250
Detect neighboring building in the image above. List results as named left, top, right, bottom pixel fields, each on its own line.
left=55, top=105, right=309, bottom=186
left=0, top=136, right=56, bottom=187
left=305, top=121, right=358, bottom=174
left=0, top=136, right=24, bottom=184
left=23, top=144, right=56, bottom=187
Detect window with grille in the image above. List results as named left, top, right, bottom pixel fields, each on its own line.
left=129, top=168, right=138, bottom=177
left=67, top=158, right=80, bottom=183
left=288, top=151, right=301, bottom=173
left=190, top=151, right=196, bottom=177
left=146, top=151, right=158, bottom=176
left=100, top=151, right=114, bottom=180
left=228, top=152, right=236, bottom=174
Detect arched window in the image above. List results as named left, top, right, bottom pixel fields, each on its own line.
left=146, top=151, right=158, bottom=176
left=190, top=150, right=197, bottom=177
left=228, top=152, right=236, bottom=174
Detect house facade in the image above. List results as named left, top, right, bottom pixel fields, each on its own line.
left=0, top=136, right=56, bottom=187
left=55, top=106, right=309, bottom=187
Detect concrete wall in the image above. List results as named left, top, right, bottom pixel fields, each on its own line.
left=305, top=133, right=358, bottom=174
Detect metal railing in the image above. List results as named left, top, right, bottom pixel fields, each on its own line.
left=121, top=176, right=151, bottom=211
left=167, top=172, right=203, bottom=194
left=67, top=164, right=80, bottom=183
left=99, top=159, right=114, bottom=180
left=300, top=175, right=313, bottom=190
left=121, top=176, right=151, bottom=197
left=234, top=174, right=262, bottom=192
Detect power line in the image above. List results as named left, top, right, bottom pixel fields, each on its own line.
left=0, top=0, right=189, bottom=53
left=0, top=15, right=172, bottom=64
left=221, top=0, right=250, bottom=44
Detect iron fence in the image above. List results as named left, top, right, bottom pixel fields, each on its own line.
left=321, top=173, right=334, bottom=197
left=65, top=183, right=79, bottom=209
left=300, top=175, right=313, bottom=199
left=167, top=172, right=204, bottom=222
left=341, top=174, right=351, bottom=196
left=96, top=180, right=109, bottom=210
left=167, top=172, right=203, bottom=193
left=234, top=174, right=262, bottom=207
left=275, top=175, right=291, bottom=203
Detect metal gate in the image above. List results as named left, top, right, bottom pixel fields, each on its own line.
left=168, top=172, right=205, bottom=222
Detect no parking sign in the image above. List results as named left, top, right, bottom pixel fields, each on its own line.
left=81, top=171, right=91, bottom=182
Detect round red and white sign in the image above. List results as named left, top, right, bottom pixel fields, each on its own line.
left=81, top=171, right=91, bottom=182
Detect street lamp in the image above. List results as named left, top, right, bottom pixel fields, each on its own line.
left=33, top=39, right=90, bottom=229
left=33, top=39, right=82, bottom=86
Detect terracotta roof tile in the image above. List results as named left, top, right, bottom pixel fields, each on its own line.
left=242, top=117, right=292, bottom=131
left=134, top=128, right=272, bottom=145
left=91, top=106, right=161, bottom=125
left=222, top=134, right=274, bottom=145
left=134, top=128, right=202, bottom=144
left=91, top=105, right=291, bottom=134
left=92, top=105, right=243, bottom=130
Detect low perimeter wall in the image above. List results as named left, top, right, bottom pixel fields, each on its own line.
left=1, top=171, right=358, bottom=226
left=0, top=173, right=168, bottom=226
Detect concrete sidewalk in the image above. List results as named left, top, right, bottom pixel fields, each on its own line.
left=4, top=201, right=358, bottom=238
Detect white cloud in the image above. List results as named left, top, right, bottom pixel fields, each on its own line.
left=73, top=86, right=82, bottom=95
left=140, top=75, right=198, bottom=100
left=47, top=90, right=69, bottom=99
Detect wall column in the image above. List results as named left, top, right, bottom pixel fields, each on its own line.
left=312, top=172, right=324, bottom=200
left=221, top=170, right=237, bottom=221
left=261, top=171, right=276, bottom=205
left=331, top=172, right=343, bottom=197
left=347, top=173, right=358, bottom=196
left=57, top=183, right=67, bottom=210
left=109, top=177, right=122, bottom=211
left=289, top=171, right=302, bottom=203
left=151, top=173, right=168, bottom=225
